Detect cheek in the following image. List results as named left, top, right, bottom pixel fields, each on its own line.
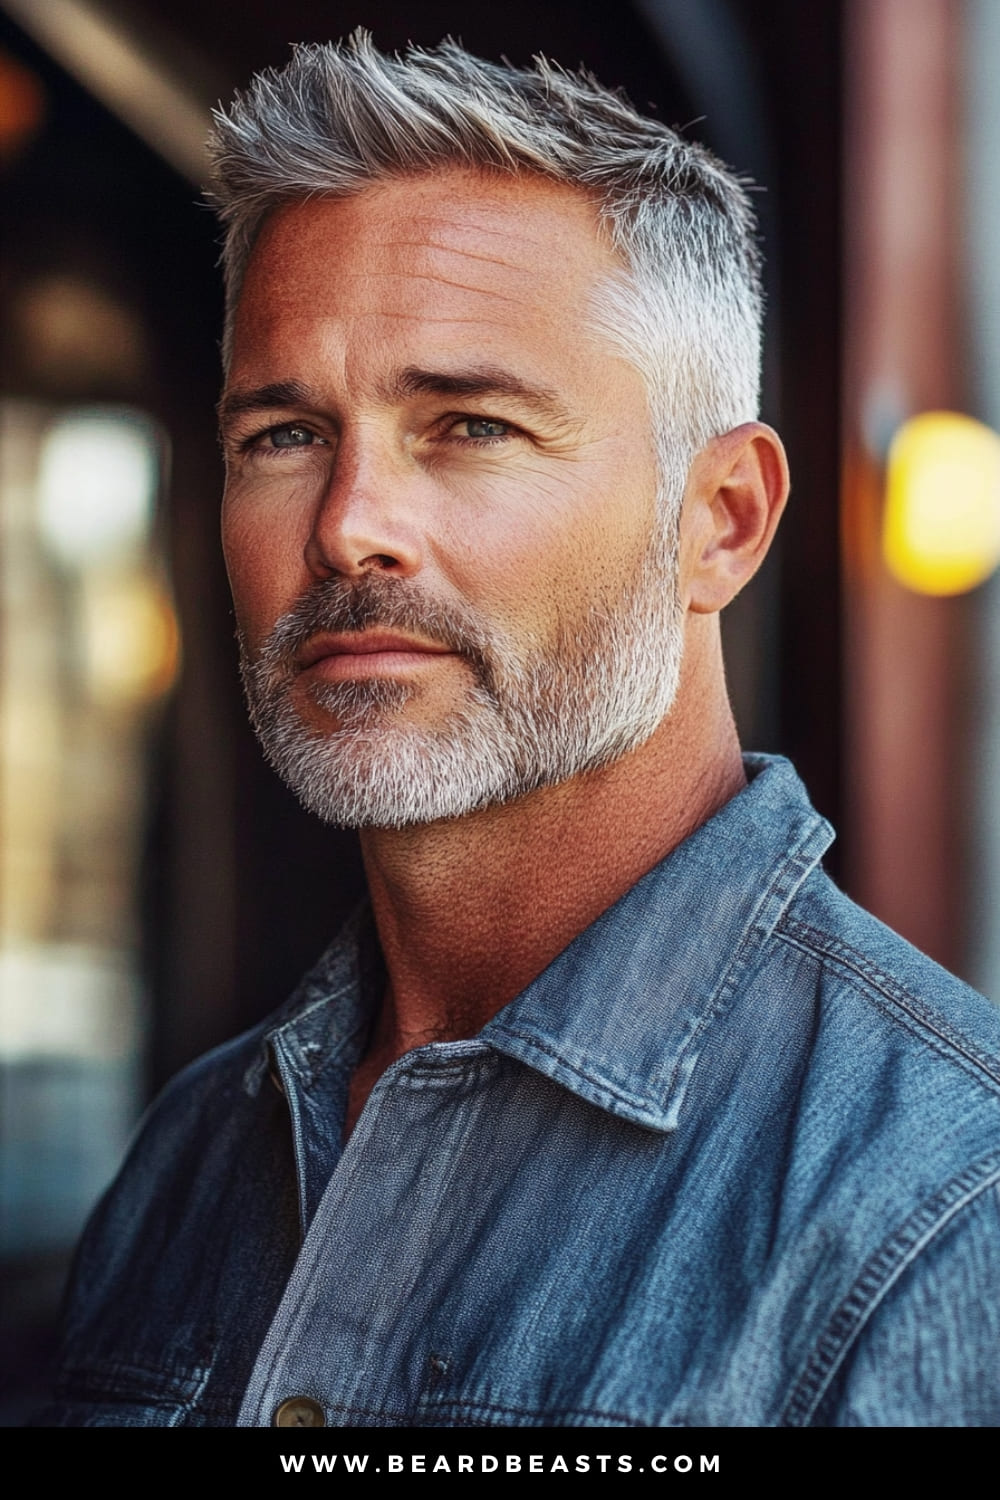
left=431, top=478, right=578, bottom=622
left=436, top=465, right=656, bottom=635
left=221, top=493, right=307, bottom=641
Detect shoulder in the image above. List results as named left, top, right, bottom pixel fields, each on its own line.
left=100, top=1019, right=278, bottom=1203
left=761, top=870, right=1000, bottom=1425
left=778, top=868, right=1000, bottom=1102
left=772, top=866, right=1000, bottom=1220
left=35, top=1014, right=302, bottom=1426
left=60, top=1015, right=288, bottom=1309
left=815, top=1176, right=1000, bottom=1425
left=105, top=909, right=371, bottom=1188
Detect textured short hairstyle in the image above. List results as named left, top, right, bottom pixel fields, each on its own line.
left=208, top=33, right=763, bottom=511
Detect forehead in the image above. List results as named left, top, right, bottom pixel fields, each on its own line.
left=230, top=170, right=624, bottom=376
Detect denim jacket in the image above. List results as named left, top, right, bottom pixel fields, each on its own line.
left=38, top=756, right=1000, bottom=1426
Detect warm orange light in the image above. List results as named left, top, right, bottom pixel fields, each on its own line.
left=0, top=50, right=45, bottom=160
left=82, top=573, right=181, bottom=705
left=883, top=412, right=1000, bottom=596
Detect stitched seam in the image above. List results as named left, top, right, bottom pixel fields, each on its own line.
left=419, top=1396, right=645, bottom=1426
left=494, top=818, right=830, bottom=1121
left=776, top=919, right=1000, bottom=1092
left=314, top=1401, right=416, bottom=1423
left=674, top=821, right=832, bottom=1084
left=268, top=987, right=364, bottom=1086
left=57, top=1359, right=212, bottom=1414
left=393, top=1059, right=492, bottom=1086
left=275, top=1397, right=636, bottom=1426
left=482, top=1030, right=674, bottom=1126
left=780, top=1152, right=1000, bottom=1425
left=270, top=1035, right=314, bottom=1238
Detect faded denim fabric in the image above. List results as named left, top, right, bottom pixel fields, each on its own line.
left=37, top=756, right=1000, bottom=1427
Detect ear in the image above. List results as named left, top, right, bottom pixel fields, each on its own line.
left=681, top=423, right=790, bottom=614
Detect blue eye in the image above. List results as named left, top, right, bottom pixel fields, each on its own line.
left=269, top=424, right=315, bottom=447
left=463, top=419, right=509, bottom=439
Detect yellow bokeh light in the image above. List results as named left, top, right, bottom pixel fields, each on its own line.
left=883, top=412, right=1000, bottom=596
left=82, top=572, right=181, bottom=706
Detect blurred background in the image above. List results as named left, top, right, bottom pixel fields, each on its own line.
left=1, top=0, right=998, bottom=1423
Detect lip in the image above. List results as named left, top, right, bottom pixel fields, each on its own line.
left=294, top=629, right=456, bottom=681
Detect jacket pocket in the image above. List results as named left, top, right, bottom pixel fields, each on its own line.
left=35, top=1358, right=213, bottom=1427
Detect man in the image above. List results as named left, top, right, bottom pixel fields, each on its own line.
left=42, top=36, right=999, bottom=1427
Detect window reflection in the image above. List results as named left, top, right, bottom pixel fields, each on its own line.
left=0, top=401, right=178, bottom=1256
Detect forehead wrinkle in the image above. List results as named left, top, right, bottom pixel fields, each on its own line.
left=398, top=205, right=559, bottom=237
left=385, top=242, right=541, bottom=275
left=382, top=226, right=545, bottom=255
left=364, top=237, right=542, bottom=289
left=404, top=191, right=602, bottom=240
left=394, top=230, right=554, bottom=265
left=341, top=309, right=525, bottom=327
left=363, top=269, right=524, bottom=305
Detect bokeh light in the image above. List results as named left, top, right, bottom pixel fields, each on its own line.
left=883, top=411, right=1000, bottom=596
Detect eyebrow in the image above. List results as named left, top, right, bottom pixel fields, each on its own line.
left=217, top=380, right=315, bottom=426
left=387, top=365, right=571, bottom=421
left=217, top=366, right=573, bottom=428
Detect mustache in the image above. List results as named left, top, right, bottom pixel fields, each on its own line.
left=251, top=573, right=501, bottom=687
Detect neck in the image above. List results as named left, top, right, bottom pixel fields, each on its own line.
left=345, top=620, right=743, bottom=1126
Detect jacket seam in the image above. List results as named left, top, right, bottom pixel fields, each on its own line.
left=266, top=981, right=362, bottom=1085
left=666, top=819, right=833, bottom=1100
left=485, top=829, right=814, bottom=1126
left=780, top=1151, right=1000, bottom=1425
left=775, top=917, right=1000, bottom=1093
left=481, top=1028, right=675, bottom=1128
left=418, top=1395, right=647, bottom=1426
left=55, top=1357, right=212, bottom=1415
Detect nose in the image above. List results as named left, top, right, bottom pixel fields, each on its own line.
left=304, top=425, right=424, bottom=579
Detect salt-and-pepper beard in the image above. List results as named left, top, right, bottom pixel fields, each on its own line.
left=238, top=521, right=685, bottom=830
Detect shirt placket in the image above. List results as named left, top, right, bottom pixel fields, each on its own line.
left=238, top=1041, right=495, bottom=1427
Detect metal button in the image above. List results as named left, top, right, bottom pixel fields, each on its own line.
left=273, top=1395, right=325, bottom=1427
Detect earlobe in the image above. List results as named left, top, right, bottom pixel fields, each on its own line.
left=685, top=422, right=790, bottom=614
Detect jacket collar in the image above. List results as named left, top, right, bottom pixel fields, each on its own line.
left=263, top=755, right=833, bottom=1140
left=483, top=754, right=833, bottom=1131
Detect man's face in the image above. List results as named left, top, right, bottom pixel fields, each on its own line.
left=220, top=171, right=685, bottom=827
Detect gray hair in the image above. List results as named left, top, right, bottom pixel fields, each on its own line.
left=208, top=32, right=763, bottom=513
